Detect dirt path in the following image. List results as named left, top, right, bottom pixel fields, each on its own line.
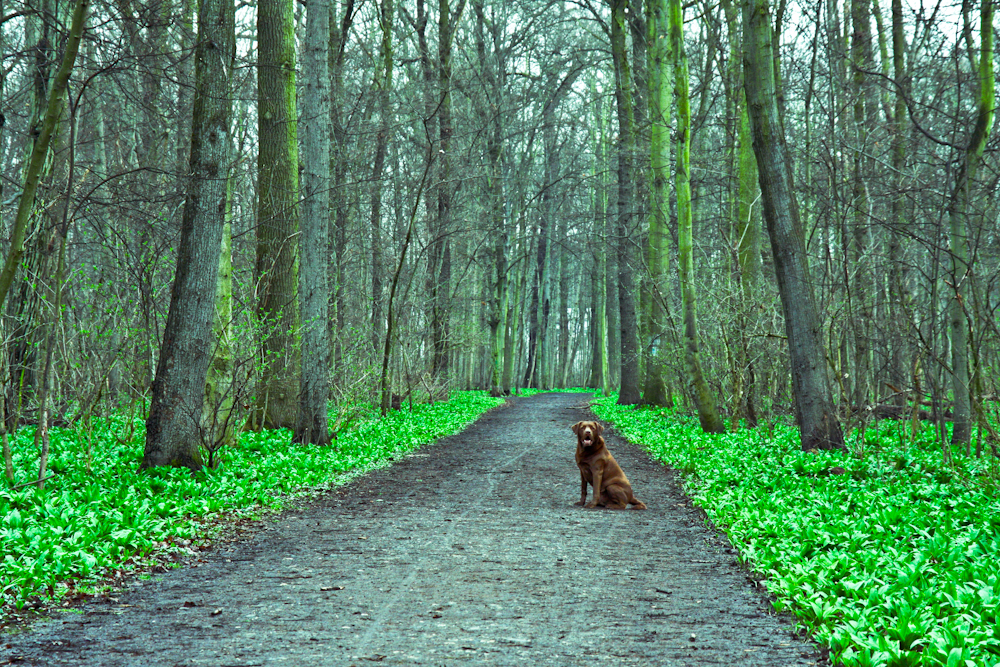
left=1, top=393, right=827, bottom=666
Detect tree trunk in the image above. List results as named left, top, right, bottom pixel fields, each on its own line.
left=947, top=0, right=993, bottom=448
left=473, top=0, right=508, bottom=397
left=143, top=0, right=234, bottom=469
left=294, top=0, right=332, bottom=446
left=369, top=0, right=395, bottom=361
left=254, top=0, right=301, bottom=430
left=0, top=0, right=87, bottom=312
left=722, top=0, right=761, bottom=427
left=742, top=0, right=845, bottom=451
left=886, top=0, right=910, bottom=407
left=848, top=0, right=875, bottom=408
left=586, top=90, right=609, bottom=394
left=642, top=0, right=670, bottom=406
left=204, top=211, right=235, bottom=456
left=611, top=0, right=640, bottom=405
left=329, top=0, right=354, bottom=373
left=673, top=0, right=723, bottom=432
left=427, top=0, right=466, bottom=384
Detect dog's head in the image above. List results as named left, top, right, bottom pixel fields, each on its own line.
left=571, top=421, right=603, bottom=448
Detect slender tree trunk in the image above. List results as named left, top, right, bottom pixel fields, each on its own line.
left=887, top=0, right=910, bottom=404
left=611, top=0, right=640, bottom=405
left=204, top=211, right=235, bottom=455
left=586, top=95, right=609, bottom=394
left=642, top=0, right=671, bottom=406
left=370, top=0, right=395, bottom=361
left=557, top=214, right=570, bottom=387
left=427, top=0, right=466, bottom=384
left=848, top=0, right=875, bottom=408
left=722, top=0, right=761, bottom=426
left=329, top=0, right=354, bottom=372
left=0, top=0, right=87, bottom=312
left=254, top=0, right=301, bottom=430
left=473, top=0, right=508, bottom=396
left=948, top=0, right=993, bottom=448
left=673, top=0, right=724, bottom=432
left=743, top=0, right=845, bottom=451
left=143, top=0, right=234, bottom=469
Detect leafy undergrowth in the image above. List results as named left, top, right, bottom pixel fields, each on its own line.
left=0, top=391, right=504, bottom=621
left=591, top=394, right=1000, bottom=667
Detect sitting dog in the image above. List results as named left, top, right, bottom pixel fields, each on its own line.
left=572, top=420, right=647, bottom=510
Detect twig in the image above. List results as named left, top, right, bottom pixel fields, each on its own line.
left=11, top=473, right=55, bottom=491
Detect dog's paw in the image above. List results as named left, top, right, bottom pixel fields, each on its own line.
left=573, top=500, right=585, bottom=506
left=584, top=502, right=598, bottom=509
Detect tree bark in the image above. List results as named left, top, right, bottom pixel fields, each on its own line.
left=0, top=0, right=87, bottom=313
left=673, top=0, right=723, bottom=432
left=641, top=0, right=670, bottom=407
left=204, top=210, right=235, bottom=455
left=254, top=0, right=301, bottom=430
left=328, top=0, right=354, bottom=373
left=427, top=0, right=467, bottom=384
left=143, top=0, right=234, bottom=469
left=722, top=0, right=761, bottom=426
left=369, top=0, right=395, bottom=361
left=293, top=0, right=332, bottom=446
left=947, top=0, right=993, bottom=448
left=742, top=0, right=845, bottom=451
left=611, top=0, right=640, bottom=405
left=473, top=0, right=508, bottom=397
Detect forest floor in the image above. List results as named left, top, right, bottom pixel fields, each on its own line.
left=0, top=392, right=830, bottom=666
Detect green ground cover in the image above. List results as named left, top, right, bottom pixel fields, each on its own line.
left=591, top=394, right=1000, bottom=667
left=0, top=391, right=504, bottom=618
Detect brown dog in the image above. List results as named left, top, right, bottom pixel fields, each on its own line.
left=572, top=421, right=647, bottom=510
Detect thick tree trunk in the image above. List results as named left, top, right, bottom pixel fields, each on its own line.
left=743, top=0, right=845, bottom=451
left=254, top=0, right=301, bottom=430
left=294, top=0, right=332, bottom=446
left=143, top=0, right=233, bottom=469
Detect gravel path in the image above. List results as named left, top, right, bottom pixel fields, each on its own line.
left=1, top=392, right=828, bottom=666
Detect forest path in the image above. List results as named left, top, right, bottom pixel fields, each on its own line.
left=1, top=392, right=827, bottom=666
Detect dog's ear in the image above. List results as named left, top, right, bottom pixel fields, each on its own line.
left=595, top=423, right=604, bottom=436
left=571, top=421, right=582, bottom=435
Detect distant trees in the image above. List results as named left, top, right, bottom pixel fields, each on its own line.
left=0, top=0, right=998, bottom=478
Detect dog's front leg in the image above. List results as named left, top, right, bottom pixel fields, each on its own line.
left=585, top=466, right=602, bottom=509
left=574, top=471, right=588, bottom=506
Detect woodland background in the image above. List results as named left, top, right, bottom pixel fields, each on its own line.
left=0, top=0, right=998, bottom=470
